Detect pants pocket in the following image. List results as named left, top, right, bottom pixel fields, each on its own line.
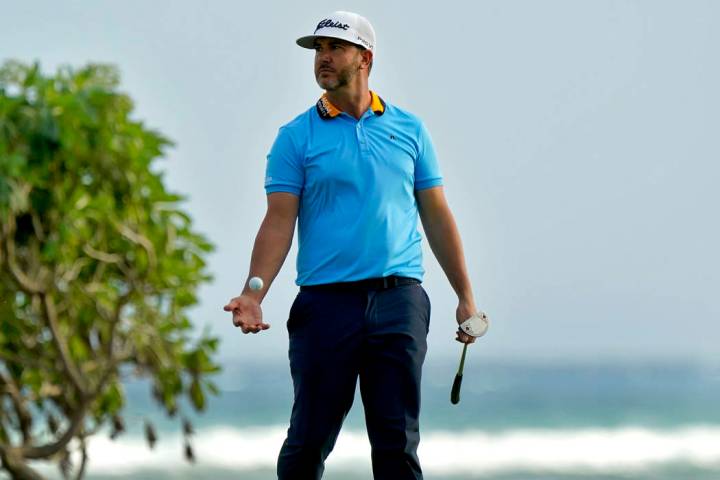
left=417, top=284, right=431, bottom=333
left=287, top=291, right=310, bottom=332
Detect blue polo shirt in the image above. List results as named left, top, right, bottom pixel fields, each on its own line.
left=265, top=92, right=443, bottom=286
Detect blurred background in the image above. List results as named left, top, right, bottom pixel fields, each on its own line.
left=2, top=0, right=719, bottom=478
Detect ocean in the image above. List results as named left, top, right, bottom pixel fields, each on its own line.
left=29, top=358, right=720, bottom=479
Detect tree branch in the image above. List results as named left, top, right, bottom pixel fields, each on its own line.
left=82, top=245, right=121, bottom=264
left=4, top=232, right=46, bottom=294
left=73, top=438, right=88, bottom=480
left=21, top=395, right=90, bottom=460
left=21, top=337, right=123, bottom=461
left=115, top=222, right=157, bottom=268
left=41, top=293, right=88, bottom=397
left=106, top=292, right=130, bottom=357
left=59, top=257, right=90, bottom=285
left=22, top=353, right=123, bottom=461
left=0, top=445, right=44, bottom=480
left=30, top=211, right=45, bottom=243
left=0, top=371, right=32, bottom=446
left=0, top=351, right=44, bottom=370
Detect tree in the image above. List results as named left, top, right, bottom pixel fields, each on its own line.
left=0, top=61, right=219, bottom=479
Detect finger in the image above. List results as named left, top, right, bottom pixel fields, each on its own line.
left=456, top=330, right=475, bottom=344
left=224, top=301, right=238, bottom=311
left=253, top=324, right=268, bottom=332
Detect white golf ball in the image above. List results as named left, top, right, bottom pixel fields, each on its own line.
left=248, top=276, right=264, bottom=291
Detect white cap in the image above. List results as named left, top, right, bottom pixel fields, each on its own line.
left=296, top=11, right=376, bottom=52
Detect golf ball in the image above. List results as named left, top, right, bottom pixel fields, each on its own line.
left=248, top=276, right=264, bottom=291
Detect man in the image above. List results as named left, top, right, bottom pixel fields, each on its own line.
left=224, top=11, right=482, bottom=480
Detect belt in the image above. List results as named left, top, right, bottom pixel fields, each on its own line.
left=300, top=275, right=420, bottom=292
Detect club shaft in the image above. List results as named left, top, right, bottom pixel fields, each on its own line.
left=457, top=343, right=468, bottom=375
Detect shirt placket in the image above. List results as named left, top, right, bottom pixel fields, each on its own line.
left=356, top=116, right=370, bottom=155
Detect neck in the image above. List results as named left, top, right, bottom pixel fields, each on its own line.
left=325, top=84, right=371, bottom=120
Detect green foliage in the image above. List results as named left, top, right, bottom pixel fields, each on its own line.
left=0, top=61, right=219, bottom=479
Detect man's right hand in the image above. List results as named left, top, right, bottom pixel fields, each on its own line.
left=223, top=295, right=270, bottom=334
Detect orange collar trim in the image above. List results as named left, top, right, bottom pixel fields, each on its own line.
left=316, top=91, right=386, bottom=120
left=369, top=91, right=386, bottom=115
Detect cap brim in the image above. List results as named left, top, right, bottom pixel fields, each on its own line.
left=296, top=35, right=319, bottom=49
left=296, top=34, right=370, bottom=51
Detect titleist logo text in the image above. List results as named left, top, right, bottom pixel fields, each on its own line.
left=315, top=19, right=350, bottom=32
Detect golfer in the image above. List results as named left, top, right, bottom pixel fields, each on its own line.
left=224, top=11, right=480, bottom=480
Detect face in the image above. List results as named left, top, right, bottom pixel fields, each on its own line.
left=313, top=37, right=369, bottom=91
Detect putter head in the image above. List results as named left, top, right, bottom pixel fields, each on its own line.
left=459, top=311, right=489, bottom=338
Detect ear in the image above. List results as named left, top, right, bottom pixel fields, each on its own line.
left=360, top=49, right=373, bottom=71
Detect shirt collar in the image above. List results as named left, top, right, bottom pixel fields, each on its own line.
left=316, top=91, right=386, bottom=120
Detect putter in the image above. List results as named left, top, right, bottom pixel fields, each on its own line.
left=451, top=311, right=489, bottom=405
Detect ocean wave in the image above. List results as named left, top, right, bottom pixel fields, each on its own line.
left=36, top=425, right=720, bottom=475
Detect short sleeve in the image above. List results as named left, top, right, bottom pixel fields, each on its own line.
left=265, top=126, right=304, bottom=196
left=414, top=121, right=443, bottom=191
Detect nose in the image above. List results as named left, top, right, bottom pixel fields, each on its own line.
left=316, top=49, right=332, bottom=65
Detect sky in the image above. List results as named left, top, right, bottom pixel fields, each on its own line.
left=2, top=0, right=718, bottom=365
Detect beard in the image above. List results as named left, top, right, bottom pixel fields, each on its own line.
left=315, top=60, right=360, bottom=91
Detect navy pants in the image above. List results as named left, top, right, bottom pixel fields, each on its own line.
left=277, top=281, right=431, bottom=480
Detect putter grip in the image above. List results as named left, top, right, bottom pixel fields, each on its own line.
left=450, top=373, right=463, bottom=404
